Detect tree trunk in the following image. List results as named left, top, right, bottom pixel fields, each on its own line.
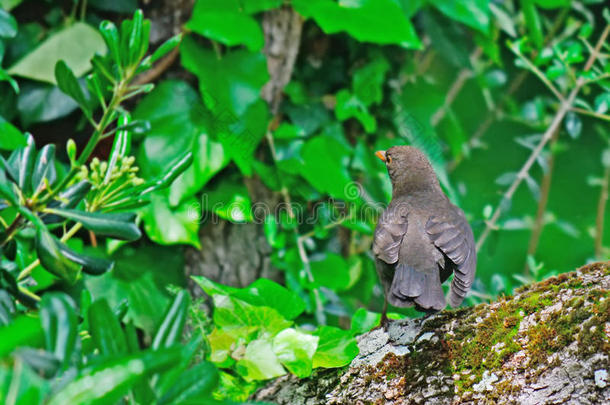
left=185, top=7, right=303, bottom=293
left=254, top=262, right=610, bottom=404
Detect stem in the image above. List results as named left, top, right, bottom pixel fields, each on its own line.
left=595, top=164, right=610, bottom=259
left=523, top=128, right=560, bottom=274
left=570, top=107, right=610, bottom=122
left=448, top=8, right=569, bottom=171
left=39, top=78, right=130, bottom=206
left=430, top=47, right=482, bottom=127
left=0, top=214, right=22, bottom=247
left=265, top=125, right=326, bottom=324
left=476, top=24, right=610, bottom=252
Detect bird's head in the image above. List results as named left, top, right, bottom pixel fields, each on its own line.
left=375, top=146, right=439, bottom=196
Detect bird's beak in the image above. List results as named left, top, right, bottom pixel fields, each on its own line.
left=375, top=150, right=387, bottom=162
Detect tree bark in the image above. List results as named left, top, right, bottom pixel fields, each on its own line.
left=185, top=7, right=303, bottom=293
left=254, top=262, right=610, bottom=404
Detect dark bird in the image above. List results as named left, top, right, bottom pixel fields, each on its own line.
left=373, top=146, right=476, bottom=323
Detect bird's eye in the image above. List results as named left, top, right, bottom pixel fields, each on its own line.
left=387, top=156, right=392, bottom=164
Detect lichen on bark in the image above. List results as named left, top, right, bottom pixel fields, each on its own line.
left=254, top=262, right=610, bottom=404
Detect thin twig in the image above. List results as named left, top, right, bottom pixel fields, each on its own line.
left=476, top=24, right=610, bottom=252
left=430, top=47, right=482, bottom=127
left=595, top=164, right=610, bottom=259
left=569, top=107, right=610, bottom=122
left=523, top=127, right=560, bottom=274
left=449, top=8, right=570, bottom=171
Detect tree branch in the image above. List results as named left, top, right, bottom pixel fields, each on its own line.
left=476, top=24, right=610, bottom=252
left=430, top=47, right=482, bottom=127
left=523, top=128, right=560, bottom=274
left=595, top=164, right=610, bottom=259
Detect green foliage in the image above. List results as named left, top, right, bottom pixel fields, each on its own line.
left=1, top=0, right=610, bottom=403
left=0, top=291, right=220, bottom=404
left=193, top=275, right=357, bottom=397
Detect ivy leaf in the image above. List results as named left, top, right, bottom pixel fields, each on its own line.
left=351, top=308, right=381, bottom=335
left=8, top=22, right=106, bottom=84
left=335, top=89, right=377, bottom=133
left=312, top=326, right=359, bottom=368
left=180, top=36, right=269, bottom=117
left=192, top=276, right=306, bottom=320
left=299, top=134, right=357, bottom=202
left=204, top=179, right=253, bottom=222
left=212, top=295, right=292, bottom=335
left=186, top=1, right=264, bottom=51
left=310, top=253, right=351, bottom=291
left=236, top=338, right=285, bottom=381
left=272, top=328, right=318, bottom=378
left=432, top=0, right=490, bottom=34
left=293, top=0, right=421, bottom=48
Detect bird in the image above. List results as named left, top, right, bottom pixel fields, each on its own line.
left=372, top=146, right=476, bottom=324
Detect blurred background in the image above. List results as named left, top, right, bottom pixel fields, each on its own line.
left=1, top=0, right=609, bottom=397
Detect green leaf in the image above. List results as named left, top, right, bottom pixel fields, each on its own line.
left=99, top=20, right=121, bottom=68
left=141, top=193, right=200, bottom=247
left=152, top=290, right=190, bottom=350
left=204, top=179, right=253, bottom=222
left=180, top=36, right=269, bottom=117
left=48, top=347, right=182, bottom=405
left=35, top=228, right=82, bottom=284
left=0, top=8, right=17, bottom=38
left=186, top=1, right=264, bottom=51
left=40, top=293, right=78, bottom=368
left=56, top=180, right=92, bottom=209
left=31, top=144, right=56, bottom=194
left=169, top=131, right=229, bottom=206
left=57, top=243, right=114, bottom=275
left=192, top=276, right=306, bottom=320
left=88, top=298, right=128, bottom=356
left=534, top=0, right=570, bottom=9
left=212, top=295, right=292, bottom=334
left=312, top=326, right=358, bottom=368
left=432, top=0, right=490, bottom=34
left=13, top=133, right=35, bottom=195
left=54, top=60, right=91, bottom=117
left=0, top=315, right=44, bottom=357
left=0, top=116, right=25, bottom=150
left=236, top=338, right=286, bottom=381
left=46, top=208, right=142, bottom=241
left=89, top=0, right=137, bottom=12
left=157, top=361, right=219, bottom=405
left=272, top=328, right=318, bottom=377
left=8, top=22, right=106, bottom=84
left=17, top=83, right=79, bottom=126
left=310, top=253, right=351, bottom=291
left=335, top=89, right=377, bottom=133
left=292, top=0, right=421, bottom=48
left=565, top=111, right=582, bottom=139
left=521, top=0, right=543, bottom=49
left=150, top=33, right=182, bottom=64
left=299, top=134, right=357, bottom=202
left=352, top=56, right=390, bottom=106
left=85, top=245, right=184, bottom=334
left=351, top=308, right=381, bottom=335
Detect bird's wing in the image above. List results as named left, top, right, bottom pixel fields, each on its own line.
left=425, top=208, right=476, bottom=307
left=372, top=205, right=408, bottom=264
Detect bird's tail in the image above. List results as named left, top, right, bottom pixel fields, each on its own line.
left=390, top=264, right=446, bottom=311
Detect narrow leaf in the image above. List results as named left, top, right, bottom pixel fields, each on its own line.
left=35, top=228, right=82, bottom=284
left=46, top=208, right=141, bottom=241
